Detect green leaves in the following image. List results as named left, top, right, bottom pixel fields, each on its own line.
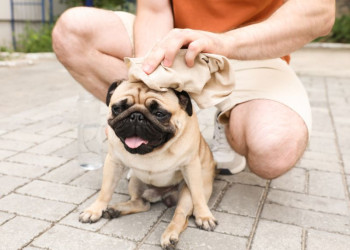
left=314, top=14, right=350, bottom=43
left=16, top=23, right=54, bottom=53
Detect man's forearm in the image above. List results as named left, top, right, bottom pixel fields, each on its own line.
left=134, top=0, right=173, bottom=57
left=224, top=0, right=335, bottom=60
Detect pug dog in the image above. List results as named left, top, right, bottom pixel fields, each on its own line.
left=79, top=80, right=217, bottom=249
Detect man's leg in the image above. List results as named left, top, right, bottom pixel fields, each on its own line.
left=52, top=7, right=133, bottom=101
left=226, top=99, right=308, bottom=179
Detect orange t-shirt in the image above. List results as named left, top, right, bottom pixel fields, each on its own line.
left=172, top=0, right=290, bottom=63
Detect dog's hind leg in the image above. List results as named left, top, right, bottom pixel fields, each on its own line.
left=160, top=184, right=193, bottom=250
left=102, top=176, right=150, bottom=218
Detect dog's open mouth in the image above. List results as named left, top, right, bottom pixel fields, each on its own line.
left=124, top=136, right=149, bottom=149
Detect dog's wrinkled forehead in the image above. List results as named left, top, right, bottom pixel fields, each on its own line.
left=106, top=80, right=193, bottom=116
left=107, top=81, right=173, bottom=105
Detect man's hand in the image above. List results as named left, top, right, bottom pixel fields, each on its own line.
left=142, top=29, right=230, bottom=74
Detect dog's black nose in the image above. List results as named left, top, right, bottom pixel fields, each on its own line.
left=130, top=112, right=144, bottom=122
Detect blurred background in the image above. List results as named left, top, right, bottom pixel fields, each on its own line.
left=0, top=0, right=136, bottom=53
left=0, top=0, right=348, bottom=54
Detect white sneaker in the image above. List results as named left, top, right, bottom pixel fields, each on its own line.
left=211, top=113, right=246, bottom=175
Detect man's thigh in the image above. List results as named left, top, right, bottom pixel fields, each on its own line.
left=218, top=58, right=312, bottom=135
left=54, top=7, right=134, bottom=59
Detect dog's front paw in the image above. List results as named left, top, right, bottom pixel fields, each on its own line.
left=79, top=202, right=107, bottom=223
left=161, top=231, right=179, bottom=250
left=193, top=208, right=218, bottom=231
left=195, top=215, right=218, bottom=231
left=102, top=207, right=121, bottom=219
left=79, top=210, right=103, bottom=223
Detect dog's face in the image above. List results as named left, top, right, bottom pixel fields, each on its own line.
left=106, top=80, right=193, bottom=155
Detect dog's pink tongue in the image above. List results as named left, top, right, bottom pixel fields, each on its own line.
left=125, top=137, right=148, bottom=149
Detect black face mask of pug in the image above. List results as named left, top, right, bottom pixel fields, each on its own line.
left=79, top=80, right=217, bottom=249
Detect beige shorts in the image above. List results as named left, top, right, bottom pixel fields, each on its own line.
left=116, top=11, right=312, bottom=135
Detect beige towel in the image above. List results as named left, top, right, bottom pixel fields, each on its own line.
left=125, top=49, right=235, bottom=111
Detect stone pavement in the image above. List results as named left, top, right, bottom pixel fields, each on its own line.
left=0, top=46, right=350, bottom=250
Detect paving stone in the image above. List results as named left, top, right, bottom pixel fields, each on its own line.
left=0, top=216, right=51, bottom=250
left=261, top=203, right=350, bottom=236
left=307, top=137, right=338, bottom=154
left=21, top=117, right=62, bottom=134
left=301, top=151, right=339, bottom=163
left=40, top=159, right=85, bottom=184
left=139, top=244, right=162, bottom=250
left=0, top=193, right=75, bottom=221
left=0, top=138, right=34, bottom=152
left=334, top=124, right=350, bottom=140
left=311, top=108, right=333, bottom=126
left=217, top=171, right=267, bottom=187
left=212, top=211, right=254, bottom=237
left=114, top=177, right=130, bottom=195
left=251, top=220, right=302, bottom=250
left=0, top=175, right=29, bottom=196
left=217, top=184, right=264, bottom=217
left=1, top=131, right=50, bottom=144
left=0, top=211, right=15, bottom=225
left=297, top=158, right=342, bottom=172
left=0, top=161, right=49, bottom=179
left=51, top=140, right=78, bottom=159
left=266, top=189, right=349, bottom=216
left=271, top=168, right=306, bottom=193
left=70, top=168, right=103, bottom=190
left=208, top=180, right=227, bottom=208
left=39, top=122, right=76, bottom=136
left=7, top=152, right=68, bottom=168
left=100, top=202, right=167, bottom=241
left=27, top=137, right=74, bottom=155
left=0, top=149, right=16, bottom=160
left=17, top=180, right=95, bottom=204
left=29, top=109, right=65, bottom=122
left=307, top=229, right=350, bottom=250
left=32, top=224, right=136, bottom=250
left=0, top=117, right=32, bottom=131
left=146, top=221, right=247, bottom=250
left=58, top=128, right=77, bottom=139
left=22, top=247, right=43, bottom=250
left=308, top=170, right=346, bottom=199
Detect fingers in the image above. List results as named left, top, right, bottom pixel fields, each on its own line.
left=142, top=46, right=166, bottom=74
left=185, top=38, right=209, bottom=67
left=142, top=29, right=218, bottom=74
left=142, top=29, right=187, bottom=74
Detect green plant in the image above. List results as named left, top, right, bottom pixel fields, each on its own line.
left=314, top=14, right=350, bottom=43
left=16, top=23, right=54, bottom=53
left=61, top=0, right=135, bottom=12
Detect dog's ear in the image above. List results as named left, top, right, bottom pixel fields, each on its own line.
left=106, top=80, right=123, bottom=106
left=173, top=90, right=193, bottom=116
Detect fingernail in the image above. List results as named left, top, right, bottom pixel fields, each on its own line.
left=142, top=64, right=152, bottom=74
left=163, top=59, right=171, bottom=67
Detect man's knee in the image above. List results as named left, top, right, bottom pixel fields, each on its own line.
left=52, top=7, right=90, bottom=59
left=227, top=100, right=309, bottom=179
left=246, top=125, right=308, bottom=179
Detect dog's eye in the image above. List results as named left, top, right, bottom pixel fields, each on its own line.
left=155, top=111, right=166, bottom=118
left=112, top=105, right=121, bottom=115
